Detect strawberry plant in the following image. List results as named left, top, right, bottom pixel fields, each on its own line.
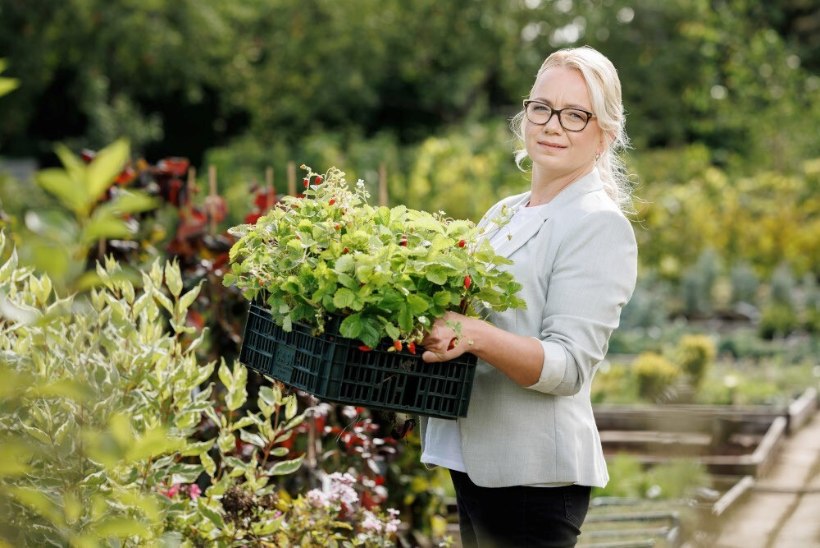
left=223, top=166, right=525, bottom=349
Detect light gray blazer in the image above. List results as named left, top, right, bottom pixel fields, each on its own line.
left=420, top=169, right=638, bottom=488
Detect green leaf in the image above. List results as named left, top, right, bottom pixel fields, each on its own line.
left=153, top=290, right=175, bottom=315
left=339, top=313, right=363, bottom=339
left=433, top=290, right=453, bottom=307
left=126, top=428, right=186, bottom=462
left=0, top=442, right=34, bottom=477
left=424, top=267, right=449, bottom=285
left=284, top=394, right=297, bottom=420
left=201, top=451, right=217, bottom=477
left=332, top=288, right=355, bottom=309
left=179, top=283, right=202, bottom=312
left=252, top=515, right=283, bottom=536
left=87, top=517, right=150, bottom=539
left=239, top=430, right=266, bottom=448
left=226, top=363, right=248, bottom=412
left=334, top=253, right=355, bottom=273
left=36, top=168, right=87, bottom=214
left=0, top=77, right=19, bottom=97
left=30, top=379, right=95, bottom=402
left=9, top=486, right=63, bottom=525
left=170, top=462, right=206, bottom=484
left=407, top=294, right=430, bottom=314
left=382, top=320, right=400, bottom=341
left=81, top=214, right=132, bottom=244
left=218, top=361, right=234, bottom=391
left=179, top=440, right=216, bottom=457
left=197, top=500, right=225, bottom=529
left=106, top=190, right=159, bottom=215
left=164, top=261, right=184, bottom=298
left=267, top=455, right=304, bottom=476
left=54, top=143, right=87, bottom=186
left=87, top=139, right=129, bottom=203
left=398, top=304, right=413, bottom=332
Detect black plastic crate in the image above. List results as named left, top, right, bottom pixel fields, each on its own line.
left=239, top=299, right=477, bottom=419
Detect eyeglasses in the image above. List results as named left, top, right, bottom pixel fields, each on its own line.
left=523, top=100, right=595, bottom=132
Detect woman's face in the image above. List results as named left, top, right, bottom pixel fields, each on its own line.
left=524, top=66, right=602, bottom=181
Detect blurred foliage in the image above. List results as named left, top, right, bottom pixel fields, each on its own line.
left=593, top=455, right=710, bottom=501
left=631, top=150, right=820, bottom=280
left=596, top=331, right=818, bottom=406
left=2, top=139, right=158, bottom=293
left=0, top=0, right=817, bottom=173
left=0, top=241, right=403, bottom=546
left=675, top=335, right=717, bottom=391
left=632, top=352, right=682, bottom=402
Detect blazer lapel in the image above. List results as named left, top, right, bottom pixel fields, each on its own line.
left=489, top=169, right=604, bottom=260
left=492, top=204, right=549, bottom=259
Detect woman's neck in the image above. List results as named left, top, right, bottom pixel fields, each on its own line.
left=528, top=164, right=594, bottom=206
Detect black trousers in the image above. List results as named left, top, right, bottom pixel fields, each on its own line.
left=449, top=470, right=591, bottom=548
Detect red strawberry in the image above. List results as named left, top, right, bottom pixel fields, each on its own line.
left=315, top=175, right=323, bottom=184
left=358, top=345, right=372, bottom=352
left=464, top=275, right=472, bottom=289
left=407, top=342, right=416, bottom=355
left=393, top=340, right=402, bottom=351
left=303, top=177, right=309, bottom=188
left=328, top=198, right=335, bottom=205
left=457, top=239, right=466, bottom=248
left=399, top=236, right=408, bottom=246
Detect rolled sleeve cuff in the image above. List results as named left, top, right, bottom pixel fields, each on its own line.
left=525, top=339, right=567, bottom=393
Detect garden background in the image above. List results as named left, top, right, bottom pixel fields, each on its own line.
left=0, top=0, right=818, bottom=546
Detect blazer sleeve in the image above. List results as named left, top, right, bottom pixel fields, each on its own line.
left=526, top=208, right=638, bottom=396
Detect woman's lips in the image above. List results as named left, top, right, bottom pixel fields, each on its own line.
left=539, top=141, right=567, bottom=150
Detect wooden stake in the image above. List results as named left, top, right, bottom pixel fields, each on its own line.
left=265, top=166, right=275, bottom=209
left=208, top=165, right=217, bottom=234
left=287, top=161, right=296, bottom=196
left=186, top=166, right=197, bottom=210
left=378, top=163, right=388, bottom=206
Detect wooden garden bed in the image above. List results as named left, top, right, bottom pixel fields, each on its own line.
left=593, top=387, right=817, bottom=478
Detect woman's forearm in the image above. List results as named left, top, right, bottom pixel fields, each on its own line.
left=422, top=313, right=545, bottom=387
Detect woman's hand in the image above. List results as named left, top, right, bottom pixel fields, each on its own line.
left=421, top=311, right=547, bottom=387
left=421, top=311, right=475, bottom=363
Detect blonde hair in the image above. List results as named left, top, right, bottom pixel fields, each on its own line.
left=512, top=46, right=633, bottom=211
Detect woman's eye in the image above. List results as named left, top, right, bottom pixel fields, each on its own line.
left=566, top=110, right=585, bottom=121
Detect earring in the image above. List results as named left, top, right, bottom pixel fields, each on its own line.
left=594, top=152, right=601, bottom=163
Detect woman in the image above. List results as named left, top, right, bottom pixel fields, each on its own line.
left=420, top=46, right=638, bottom=547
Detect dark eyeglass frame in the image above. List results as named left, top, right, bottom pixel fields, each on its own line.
left=522, top=99, right=596, bottom=132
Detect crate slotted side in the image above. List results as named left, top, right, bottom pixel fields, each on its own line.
left=239, top=300, right=477, bottom=420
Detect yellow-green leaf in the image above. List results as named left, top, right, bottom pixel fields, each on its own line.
left=36, top=168, right=88, bottom=214
left=87, top=139, right=129, bottom=203
left=87, top=516, right=150, bottom=539
left=164, top=261, right=183, bottom=298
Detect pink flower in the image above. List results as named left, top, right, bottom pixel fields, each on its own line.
left=189, top=484, right=201, bottom=500
left=162, top=484, right=181, bottom=498
left=361, top=510, right=383, bottom=533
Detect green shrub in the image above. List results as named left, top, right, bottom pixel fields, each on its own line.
left=675, top=334, right=716, bottom=390
left=632, top=352, right=681, bottom=402
left=758, top=303, right=799, bottom=339
left=0, top=234, right=400, bottom=547
left=729, top=261, right=759, bottom=305
left=770, top=263, right=796, bottom=307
